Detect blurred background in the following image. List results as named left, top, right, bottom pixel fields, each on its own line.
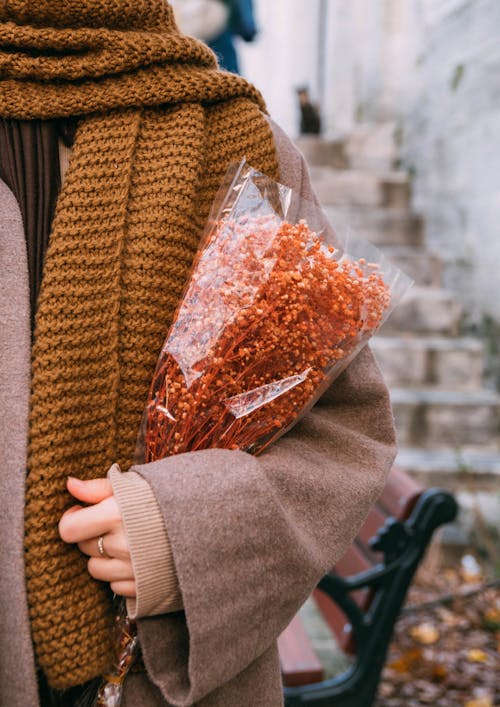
left=174, top=1, right=499, bottom=704
left=236, top=0, right=500, bottom=556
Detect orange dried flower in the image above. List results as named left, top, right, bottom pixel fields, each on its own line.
left=143, top=216, right=391, bottom=460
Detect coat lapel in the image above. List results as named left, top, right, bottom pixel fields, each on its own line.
left=0, top=179, right=39, bottom=706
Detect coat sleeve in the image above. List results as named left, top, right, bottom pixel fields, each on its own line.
left=133, top=347, right=395, bottom=706
left=128, top=123, right=397, bottom=705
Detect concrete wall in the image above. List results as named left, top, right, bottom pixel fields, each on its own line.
left=239, top=0, right=419, bottom=136
left=240, top=0, right=500, bottom=328
left=238, top=0, right=323, bottom=137
left=402, top=0, right=500, bottom=326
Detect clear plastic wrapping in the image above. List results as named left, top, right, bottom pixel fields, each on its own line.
left=140, top=160, right=412, bottom=460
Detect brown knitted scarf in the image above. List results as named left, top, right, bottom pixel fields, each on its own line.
left=0, top=0, right=279, bottom=689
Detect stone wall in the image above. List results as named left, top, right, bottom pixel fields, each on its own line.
left=240, top=0, right=500, bottom=332
left=402, top=0, right=500, bottom=329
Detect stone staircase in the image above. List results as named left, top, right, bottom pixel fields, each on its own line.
left=297, top=126, right=500, bottom=543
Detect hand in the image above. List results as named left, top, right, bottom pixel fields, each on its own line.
left=58, top=477, right=136, bottom=598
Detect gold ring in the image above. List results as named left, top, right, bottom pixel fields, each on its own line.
left=97, top=535, right=107, bottom=558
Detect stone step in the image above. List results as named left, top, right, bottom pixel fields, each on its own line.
left=382, top=172, right=411, bottom=209
left=397, top=448, right=500, bottom=482
left=382, top=246, right=442, bottom=286
left=295, top=136, right=349, bottom=169
left=296, top=123, right=399, bottom=172
left=324, top=206, right=425, bottom=248
left=398, top=449, right=500, bottom=544
left=372, top=336, right=484, bottom=390
left=311, top=167, right=411, bottom=209
left=390, top=388, right=500, bottom=449
left=381, top=287, right=462, bottom=335
left=345, top=121, right=400, bottom=172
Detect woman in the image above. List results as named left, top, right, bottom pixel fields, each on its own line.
left=0, top=1, right=396, bottom=705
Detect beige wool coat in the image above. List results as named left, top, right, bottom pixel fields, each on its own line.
left=0, top=120, right=397, bottom=706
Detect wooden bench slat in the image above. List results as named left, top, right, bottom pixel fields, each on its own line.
left=378, top=465, right=423, bottom=520
left=335, top=539, right=373, bottom=579
left=278, top=613, right=324, bottom=687
left=356, top=504, right=388, bottom=556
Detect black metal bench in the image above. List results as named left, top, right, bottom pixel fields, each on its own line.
left=279, top=466, right=458, bottom=706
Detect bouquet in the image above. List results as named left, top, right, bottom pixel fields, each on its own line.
left=95, top=161, right=412, bottom=704
left=141, top=161, right=410, bottom=459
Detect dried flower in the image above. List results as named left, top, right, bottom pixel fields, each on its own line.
left=144, top=217, right=391, bottom=460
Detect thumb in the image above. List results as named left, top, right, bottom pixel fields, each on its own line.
left=67, top=476, right=113, bottom=504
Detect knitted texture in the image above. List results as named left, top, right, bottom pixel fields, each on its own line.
left=0, top=0, right=279, bottom=690
left=0, top=1, right=267, bottom=119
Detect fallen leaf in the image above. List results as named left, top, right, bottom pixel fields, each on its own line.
left=436, top=606, right=468, bottom=628
left=442, top=568, right=458, bottom=583
left=409, top=622, right=440, bottom=645
left=482, top=606, right=500, bottom=631
left=388, top=648, right=423, bottom=673
left=466, top=648, right=488, bottom=663
left=430, top=662, right=448, bottom=680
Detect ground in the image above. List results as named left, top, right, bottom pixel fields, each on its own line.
left=301, top=543, right=500, bottom=706
left=375, top=549, right=500, bottom=707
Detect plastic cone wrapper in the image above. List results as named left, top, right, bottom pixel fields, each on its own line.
left=140, top=160, right=412, bottom=460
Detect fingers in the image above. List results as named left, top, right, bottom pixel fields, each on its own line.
left=59, top=477, right=136, bottom=599
left=88, top=558, right=136, bottom=596
left=77, top=532, right=130, bottom=562
left=59, top=496, right=121, bottom=543
left=67, top=476, right=113, bottom=504
left=110, top=580, right=137, bottom=599
left=87, top=557, right=134, bottom=584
